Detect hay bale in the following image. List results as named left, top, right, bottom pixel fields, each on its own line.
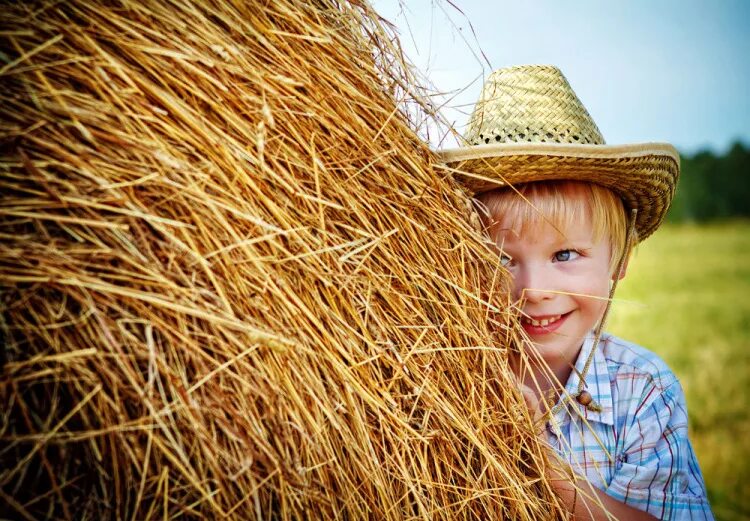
left=0, top=1, right=562, bottom=518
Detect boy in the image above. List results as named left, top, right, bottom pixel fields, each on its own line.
left=439, top=65, right=713, bottom=520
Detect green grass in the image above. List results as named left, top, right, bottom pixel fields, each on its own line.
left=607, top=220, right=750, bottom=521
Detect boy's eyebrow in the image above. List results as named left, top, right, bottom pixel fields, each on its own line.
left=550, top=231, right=595, bottom=246
left=486, top=222, right=520, bottom=237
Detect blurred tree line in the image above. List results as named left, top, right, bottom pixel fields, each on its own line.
left=667, top=141, right=750, bottom=222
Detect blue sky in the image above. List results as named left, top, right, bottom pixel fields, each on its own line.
left=372, top=0, right=750, bottom=154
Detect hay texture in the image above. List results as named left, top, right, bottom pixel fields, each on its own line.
left=1, top=1, right=562, bottom=518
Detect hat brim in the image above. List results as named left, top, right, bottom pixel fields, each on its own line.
left=437, top=142, right=679, bottom=241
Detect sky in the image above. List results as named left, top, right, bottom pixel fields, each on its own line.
left=372, top=0, right=750, bottom=154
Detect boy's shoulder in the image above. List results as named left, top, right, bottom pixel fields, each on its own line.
left=598, top=332, right=680, bottom=395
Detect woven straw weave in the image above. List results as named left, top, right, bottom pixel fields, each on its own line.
left=465, top=65, right=605, bottom=147
left=439, top=64, right=679, bottom=242
left=445, top=151, right=677, bottom=241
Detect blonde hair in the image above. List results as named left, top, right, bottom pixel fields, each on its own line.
left=476, top=181, right=635, bottom=274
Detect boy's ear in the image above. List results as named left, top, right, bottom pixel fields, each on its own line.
left=612, top=254, right=630, bottom=281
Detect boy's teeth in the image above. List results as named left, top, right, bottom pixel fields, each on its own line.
left=526, top=314, right=561, bottom=327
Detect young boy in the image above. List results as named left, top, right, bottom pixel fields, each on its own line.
left=439, top=65, right=713, bottom=520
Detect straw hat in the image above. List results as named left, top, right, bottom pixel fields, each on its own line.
left=438, top=65, right=679, bottom=241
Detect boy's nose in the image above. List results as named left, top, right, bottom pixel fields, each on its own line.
left=512, top=266, right=555, bottom=304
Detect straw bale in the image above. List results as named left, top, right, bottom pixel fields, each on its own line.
left=1, top=1, right=563, bottom=518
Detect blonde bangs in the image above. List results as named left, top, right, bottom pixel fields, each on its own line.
left=476, top=181, right=631, bottom=273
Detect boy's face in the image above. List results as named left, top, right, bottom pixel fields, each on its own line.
left=488, top=211, right=613, bottom=372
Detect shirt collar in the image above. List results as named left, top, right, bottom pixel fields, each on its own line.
left=550, top=333, right=615, bottom=427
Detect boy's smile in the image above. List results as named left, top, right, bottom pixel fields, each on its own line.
left=488, top=213, right=616, bottom=383
left=520, top=311, right=570, bottom=335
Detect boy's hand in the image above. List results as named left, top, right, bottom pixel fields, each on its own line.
left=517, top=381, right=548, bottom=435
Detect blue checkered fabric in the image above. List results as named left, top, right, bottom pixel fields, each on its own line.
left=545, top=332, right=714, bottom=520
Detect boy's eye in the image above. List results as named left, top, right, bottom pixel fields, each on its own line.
left=500, top=253, right=512, bottom=267
left=554, top=249, right=579, bottom=262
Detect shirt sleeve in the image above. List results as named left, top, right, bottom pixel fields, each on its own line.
left=605, top=379, right=714, bottom=520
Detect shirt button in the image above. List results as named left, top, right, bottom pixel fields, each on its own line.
left=576, top=390, right=593, bottom=406
left=615, top=453, right=626, bottom=469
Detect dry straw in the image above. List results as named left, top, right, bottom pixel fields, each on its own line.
left=1, top=1, right=564, bottom=518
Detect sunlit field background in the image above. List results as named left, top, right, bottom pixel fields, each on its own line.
left=608, top=221, right=750, bottom=521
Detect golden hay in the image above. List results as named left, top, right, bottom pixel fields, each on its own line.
left=1, top=1, right=563, bottom=518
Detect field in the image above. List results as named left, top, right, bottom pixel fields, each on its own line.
left=607, top=221, right=750, bottom=520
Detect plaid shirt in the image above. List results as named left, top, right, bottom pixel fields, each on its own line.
left=545, top=332, right=713, bottom=520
